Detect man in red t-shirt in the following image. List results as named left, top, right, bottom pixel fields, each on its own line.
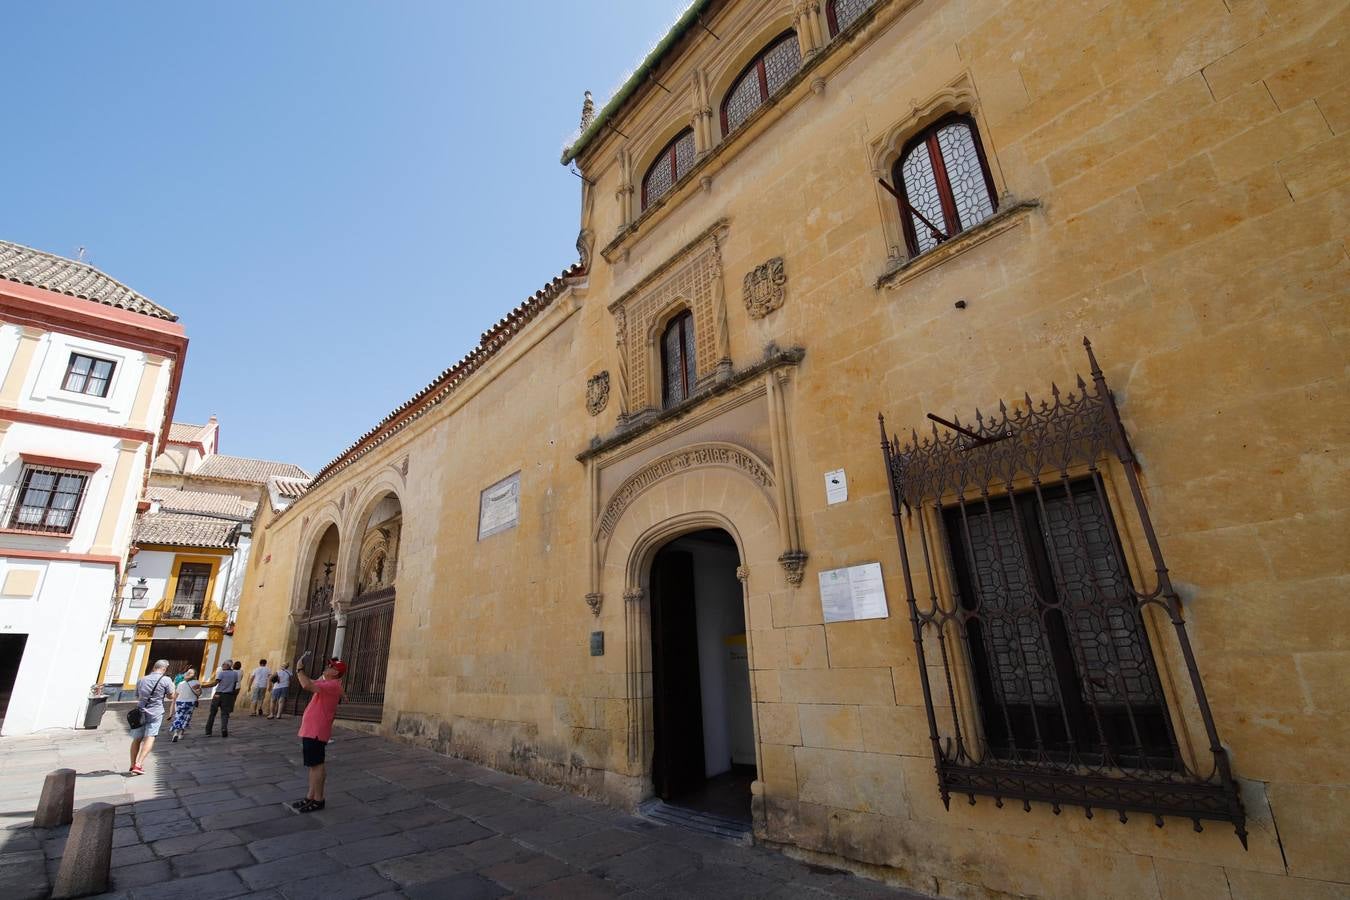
left=290, top=657, right=346, bottom=813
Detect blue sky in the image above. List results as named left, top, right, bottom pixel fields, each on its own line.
left=2, top=2, right=685, bottom=473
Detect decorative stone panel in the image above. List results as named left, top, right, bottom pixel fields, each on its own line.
left=608, top=220, right=731, bottom=416
left=586, top=371, right=610, bottom=416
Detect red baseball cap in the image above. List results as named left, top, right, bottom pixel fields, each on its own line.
left=327, top=658, right=348, bottom=676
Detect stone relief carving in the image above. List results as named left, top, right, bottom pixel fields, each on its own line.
left=778, top=549, right=809, bottom=587
left=597, top=443, right=773, bottom=540
left=743, top=257, right=787, bottom=319
left=623, top=588, right=645, bottom=604
left=585, top=592, right=603, bottom=617
left=586, top=371, right=610, bottom=416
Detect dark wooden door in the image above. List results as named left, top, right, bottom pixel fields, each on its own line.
left=146, top=639, right=206, bottom=679
left=651, top=548, right=706, bottom=800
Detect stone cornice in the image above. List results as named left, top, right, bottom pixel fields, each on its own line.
left=576, top=346, right=804, bottom=463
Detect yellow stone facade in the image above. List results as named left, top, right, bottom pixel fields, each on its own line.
left=233, top=1, right=1349, bottom=895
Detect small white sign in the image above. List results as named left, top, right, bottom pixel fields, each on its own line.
left=478, top=471, right=521, bottom=540
left=818, top=562, right=889, bottom=624
left=825, top=468, right=848, bottom=505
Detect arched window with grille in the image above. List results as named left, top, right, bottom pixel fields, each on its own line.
left=642, top=128, right=697, bottom=211
left=892, top=114, right=998, bottom=256
left=660, top=310, right=696, bottom=407
left=827, top=0, right=877, bottom=36
left=720, top=31, right=802, bottom=136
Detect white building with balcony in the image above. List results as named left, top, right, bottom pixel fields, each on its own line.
left=101, top=419, right=309, bottom=691
left=0, top=240, right=187, bottom=735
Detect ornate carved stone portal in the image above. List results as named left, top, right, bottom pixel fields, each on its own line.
left=586, top=371, right=610, bottom=416
left=743, top=257, right=787, bottom=319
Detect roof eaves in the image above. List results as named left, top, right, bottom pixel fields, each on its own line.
left=561, top=0, right=716, bottom=166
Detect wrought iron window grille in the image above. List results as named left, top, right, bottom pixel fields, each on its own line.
left=878, top=338, right=1246, bottom=845
left=2, top=465, right=90, bottom=535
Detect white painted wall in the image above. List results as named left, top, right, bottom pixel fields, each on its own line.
left=0, top=557, right=115, bottom=735
left=11, top=327, right=166, bottom=429
left=0, top=323, right=174, bottom=734
left=691, top=541, right=751, bottom=776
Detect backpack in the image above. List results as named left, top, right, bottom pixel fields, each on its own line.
left=126, top=675, right=169, bottom=729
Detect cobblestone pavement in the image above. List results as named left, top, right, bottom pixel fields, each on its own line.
left=0, top=711, right=928, bottom=899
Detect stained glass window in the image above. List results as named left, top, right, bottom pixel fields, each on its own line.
left=642, top=128, right=697, bottom=210
left=720, top=32, right=802, bottom=136
left=827, top=0, right=877, bottom=36
left=893, top=114, right=998, bottom=257
left=660, top=311, right=696, bottom=407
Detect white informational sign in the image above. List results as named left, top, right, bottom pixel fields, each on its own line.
left=825, top=468, right=848, bottom=505
left=478, top=471, right=521, bottom=540
left=818, top=562, right=889, bottom=624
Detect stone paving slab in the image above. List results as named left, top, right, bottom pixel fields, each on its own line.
left=0, top=712, right=930, bottom=898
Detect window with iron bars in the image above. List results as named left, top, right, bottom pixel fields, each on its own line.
left=62, top=352, right=116, bottom=398
left=879, top=339, right=1247, bottom=845
left=168, top=562, right=213, bottom=619
left=5, top=465, right=89, bottom=535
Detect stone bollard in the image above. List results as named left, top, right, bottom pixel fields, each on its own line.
left=33, top=767, right=76, bottom=828
left=51, top=802, right=114, bottom=899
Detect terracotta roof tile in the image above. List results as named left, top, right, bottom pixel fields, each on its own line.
left=270, top=476, right=310, bottom=500
left=135, top=511, right=239, bottom=549
left=0, top=239, right=177, bottom=321
left=167, top=422, right=211, bottom=443
left=191, top=455, right=310, bottom=484
left=145, top=486, right=256, bottom=520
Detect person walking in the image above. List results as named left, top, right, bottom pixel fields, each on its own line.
left=290, top=657, right=346, bottom=813
left=128, top=660, right=176, bottom=774
left=202, top=659, right=241, bottom=737
left=168, top=667, right=202, bottom=742
left=248, top=659, right=272, bottom=716
left=267, top=663, right=292, bottom=719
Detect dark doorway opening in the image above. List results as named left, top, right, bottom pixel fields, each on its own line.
left=0, top=633, right=27, bottom=730
left=650, top=529, right=755, bottom=823
left=145, top=639, right=207, bottom=679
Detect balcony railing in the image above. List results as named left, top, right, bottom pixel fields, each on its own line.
left=166, top=601, right=206, bottom=620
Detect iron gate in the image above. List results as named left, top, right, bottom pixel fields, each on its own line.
left=339, top=587, right=395, bottom=722
left=879, top=339, right=1246, bottom=844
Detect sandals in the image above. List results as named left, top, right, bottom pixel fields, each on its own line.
left=288, top=798, right=325, bottom=813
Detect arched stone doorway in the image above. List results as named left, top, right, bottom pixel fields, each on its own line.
left=595, top=442, right=789, bottom=829
left=288, top=521, right=340, bottom=715
left=649, top=528, right=755, bottom=822
left=339, top=490, right=401, bottom=721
